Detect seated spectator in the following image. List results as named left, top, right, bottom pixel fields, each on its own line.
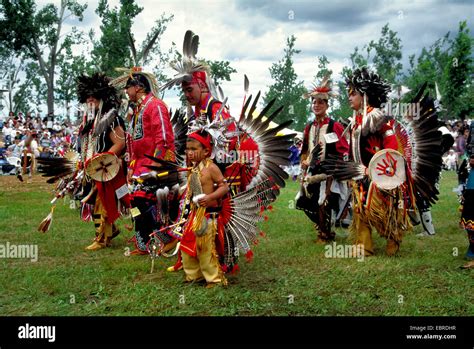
left=40, top=131, right=52, bottom=150
left=2, top=123, right=13, bottom=146
left=6, top=136, right=23, bottom=158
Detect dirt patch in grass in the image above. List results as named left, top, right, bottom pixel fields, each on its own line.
left=0, top=175, right=53, bottom=192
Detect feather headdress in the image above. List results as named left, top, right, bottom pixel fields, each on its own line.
left=346, top=67, right=391, bottom=108
left=76, top=73, right=120, bottom=113
left=109, top=66, right=160, bottom=97
left=187, top=100, right=240, bottom=159
left=303, top=74, right=337, bottom=100
left=160, top=30, right=213, bottom=91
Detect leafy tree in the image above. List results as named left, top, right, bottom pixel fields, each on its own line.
left=344, top=24, right=403, bottom=87
left=56, top=47, right=93, bottom=121
left=24, top=62, right=47, bottom=114
left=402, top=34, right=451, bottom=107
left=0, top=46, right=26, bottom=113
left=350, top=46, right=369, bottom=68
left=0, top=0, right=87, bottom=116
left=90, top=0, right=142, bottom=75
left=263, top=35, right=308, bottom=131
left=403, top=21, right=473, bottom=121
left=314, top=55, right=333, bottom=81
left=206, top=60, right=237, bottom=86
left=91, top=0, right=175, bottom=83
left=444, top=21, right=473, bottom=120
left=332, top=66, right=354, bottom=122
left=367, top=23, right=403, bottom=85
left=135, top=13, right=174, bottom=83
left=332, top=24, right=404, bottom=122
left=331, top=49, right=368, bottom=122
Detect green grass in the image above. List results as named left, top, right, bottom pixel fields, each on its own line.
left=0, top=171, right=472, bottom=316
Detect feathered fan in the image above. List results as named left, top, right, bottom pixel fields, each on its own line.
left=406, top=83, right=443, bottom=205
left=170, top=108, right=190, bottom=161
left=238, top=92, right=296, bottom=188
left=219, top=178, right=279, bottom=268
left=36, top=150, right=80, bottom=184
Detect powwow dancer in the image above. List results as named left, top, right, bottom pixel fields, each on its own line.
left=160, top=30, right=264, bottom=271
left=37, top=73, right=130, bottom=251
left=459, top=154, right=474, bottom=269
left=110, top=68, right=177, bottom=255
left=147, top=92, right=294, bottom=280
left=296, top=75, right=350, bottom=243
left=324, top=67, right=443, bottom=256
left=152, top=31, right=294, bottom=276
left=179, top=130, right=229, bottom=287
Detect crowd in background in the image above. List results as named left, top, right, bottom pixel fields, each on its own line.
left=0, top=111, right=80, bottom=177
left=444, top=119, right=473, bottom=170
left=0, top=109, right=472, bottom=178
left=282, top=118, right=474, bottom=179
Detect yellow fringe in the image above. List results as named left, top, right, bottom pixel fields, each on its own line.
left=191, top=206, right=206, bottom=232
left=351, top=181, right=412, bottom=242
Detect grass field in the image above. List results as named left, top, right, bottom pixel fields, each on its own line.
left=0, top=171, right=472, bottom=316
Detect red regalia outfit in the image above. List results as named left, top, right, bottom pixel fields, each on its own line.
left=36, top=73, right=131, bottom=249
left=114, top=70, right=177, bottom=254
left=156, top=30, right=294, bottom=277
left=326, top=67, right=443, bottom=256
left=296, top=76, right=350, bottom=242
left=178, top=132, right=227, bottom=287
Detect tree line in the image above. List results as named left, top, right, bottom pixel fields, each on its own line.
left=0, top=0, right=235, bottom=118
left=265, top=22, right=473, bottom=131
left=0, top=1, right=472, bottom=131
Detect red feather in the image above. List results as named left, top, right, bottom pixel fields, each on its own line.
left=220, top=197, right=232, bottom=225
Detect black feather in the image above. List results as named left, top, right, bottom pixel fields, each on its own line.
left=239, top=93, right=252, bottom=123
left=143, top=154, right=179, bottom=170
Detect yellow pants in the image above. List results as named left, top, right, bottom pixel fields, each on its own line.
left=351, top=212, right=374, bottom=256
left=182, top=217, right=227, bottom=285
left=93, top=197, right=118, bottom=244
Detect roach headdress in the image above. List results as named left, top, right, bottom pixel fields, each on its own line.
left=76, top=73, right=119, bottom=112
left=303, top=74, right=337, bottom=101
left=109, top=67, right=160, bottom=97
left=346, top=67, right=391, bottom=108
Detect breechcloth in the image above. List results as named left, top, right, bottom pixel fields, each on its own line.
left=181, top=212, right=227, bottom=285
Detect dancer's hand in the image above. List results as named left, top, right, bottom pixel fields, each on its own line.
left=301, top=160, right=309, bottom=170
left=198, top=195, right=212, bottom=207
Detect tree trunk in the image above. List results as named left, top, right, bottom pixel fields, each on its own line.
left=47, top=79, right=54, bottom=117
left=8, top=79, right=13, bottom=112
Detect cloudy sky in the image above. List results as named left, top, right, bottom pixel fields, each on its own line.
left=35, top=0, right=473, bottom=115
